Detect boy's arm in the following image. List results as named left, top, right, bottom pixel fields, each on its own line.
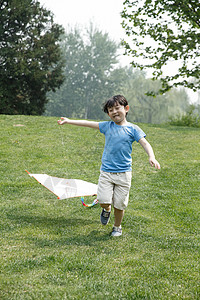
left=57, top=117, right=99, bottom=130
left=139, top=137, right=160, bottom=169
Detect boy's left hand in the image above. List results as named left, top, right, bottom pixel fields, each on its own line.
left=149, top=157, right=160, bottom=169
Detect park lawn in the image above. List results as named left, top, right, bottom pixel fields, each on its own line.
left=0, top=114, right=199, bottom=299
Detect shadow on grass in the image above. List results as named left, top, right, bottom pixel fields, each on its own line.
left=28, top=230, right=111, bottom=248
left=5, top=211, right=97, bottom=228
left=5, top=211, right=111, bottom=247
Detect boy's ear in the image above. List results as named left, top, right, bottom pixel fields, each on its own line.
left=125, top=105, right=129, bottom=113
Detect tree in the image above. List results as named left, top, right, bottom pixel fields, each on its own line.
left=169, top=104, right=200, bottom=127
left=45, top=24, right=127, bottom=119
left=121, top=0, right=200, bottom=94
left=0, top=0, right=65, bottom=115
left=121, top=69, right=189, bottom=123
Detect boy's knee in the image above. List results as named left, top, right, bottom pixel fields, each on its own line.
left=100, top=203, right=111, bottom=210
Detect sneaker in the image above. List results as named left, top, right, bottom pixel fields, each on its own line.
left=110, top=226, right=122, bottom=237
left=100, top=208, right=111, bottom=225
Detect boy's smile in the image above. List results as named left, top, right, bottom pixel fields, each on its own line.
left=107, top=103, right=129, bottom=125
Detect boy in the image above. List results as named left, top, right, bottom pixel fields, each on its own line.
left=57, top=95, right=160, bottom=237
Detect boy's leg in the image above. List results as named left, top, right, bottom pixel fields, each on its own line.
left=100, top=203, right=111, bottom=211
left=114, top=207, right=124, bottom=227
left=110, top=207, right=123, bottom=237
left=111, top=172, right=132, bottom=236
left=97, top=172, right=114, bottom=225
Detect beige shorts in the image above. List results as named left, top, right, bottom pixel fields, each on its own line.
left=97, top=171, right=132, bottom=210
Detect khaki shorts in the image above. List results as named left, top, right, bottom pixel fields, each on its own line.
left=97, top=171, right=132, bottom=210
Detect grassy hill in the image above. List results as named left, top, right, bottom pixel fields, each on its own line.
left=0, top=115, right=199, bottom=299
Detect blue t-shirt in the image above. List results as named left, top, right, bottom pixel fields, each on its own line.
left=99, top=121, right=146, bottom=172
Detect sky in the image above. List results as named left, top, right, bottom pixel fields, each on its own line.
left=39, top=0, right=131, bottom=65
left=39, top=0, right=125, bottom=41
left=39, top=0, right=124, bottom=39
left=39, top=0, right=198, bottom=103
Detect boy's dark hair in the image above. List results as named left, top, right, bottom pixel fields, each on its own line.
left=103, top=95, right=128, bottom=114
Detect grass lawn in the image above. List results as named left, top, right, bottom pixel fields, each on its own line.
left=0, top=114, right=199, bottom=299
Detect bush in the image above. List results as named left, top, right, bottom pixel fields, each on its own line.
left=168, top=105, right=200, bottom=127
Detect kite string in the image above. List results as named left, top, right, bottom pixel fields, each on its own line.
left=60, top=125, right=64, bottom=146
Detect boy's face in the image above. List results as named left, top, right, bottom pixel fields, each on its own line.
left=107, top=102, right=129, bottom=125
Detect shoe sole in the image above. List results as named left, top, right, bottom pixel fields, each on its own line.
left=110, top=232, right=122, bottom=237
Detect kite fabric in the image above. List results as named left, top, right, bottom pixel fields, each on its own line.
left=25, top=170, right=98, bottom=203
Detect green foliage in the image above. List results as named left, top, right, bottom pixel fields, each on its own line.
left=45, top=24, right=127, bottom=119
left=121, top=0, right=200, bottom=93
left=0, top=0, right=65, bottom=115
left=169, top=104, right=200, bottom=127
left=45, top=36, right=190, bottom=124
left=121, top=69, right=189, bottom=124
left=0, top=115, right=200, bottom=299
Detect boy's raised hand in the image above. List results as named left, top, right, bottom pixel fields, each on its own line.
left=57, top=117, right=69, bottom=125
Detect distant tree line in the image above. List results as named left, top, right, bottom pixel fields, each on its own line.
left=45, top=25, right=189, bottom=124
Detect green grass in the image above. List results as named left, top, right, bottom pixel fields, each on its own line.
left=0, top=115, right=199, bottom=299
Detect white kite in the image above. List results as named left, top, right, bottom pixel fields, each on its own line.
left=26, top=170, right=98, bottom=207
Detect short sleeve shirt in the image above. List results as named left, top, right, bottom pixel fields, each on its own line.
left=99, top=121, right=146, bottom=172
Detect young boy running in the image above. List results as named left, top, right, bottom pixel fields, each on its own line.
left=57, top=95, right=160, bottom=237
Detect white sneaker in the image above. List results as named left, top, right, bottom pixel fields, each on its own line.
left=110, top=226, right=122, bottom=237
